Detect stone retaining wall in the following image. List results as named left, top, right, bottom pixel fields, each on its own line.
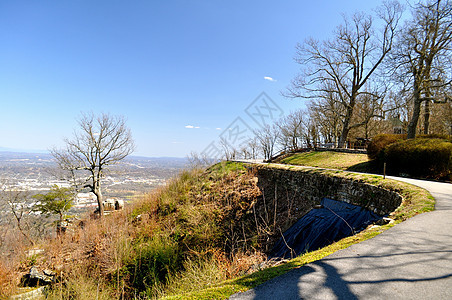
left=252, top=165, right=402, bottom=234
left=7, top=162, right=405, bottom=298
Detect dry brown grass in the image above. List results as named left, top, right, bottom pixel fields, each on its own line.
left=1, top=163, right=266, bottom=299
left=1, top=160, right=436, bottom=299
left=0, top=260, right=16, bottom=299
left=0, top=226, right=33, bottom=298
left=37, top=210, right=138, bottom=298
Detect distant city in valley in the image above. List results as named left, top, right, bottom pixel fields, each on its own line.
left=0, top=151, right=188, bottom=216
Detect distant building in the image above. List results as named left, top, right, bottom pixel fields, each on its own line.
left=76, top=192, right=97, bottom=204
left=391, top=116, right=404, bottom=134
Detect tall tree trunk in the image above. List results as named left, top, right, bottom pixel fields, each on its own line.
left=364, top=121, right=369, bottom=139
left=338, top=127, right=350, bottom=148
left=94, top=178, right=104, bottom=217
left=423, top=99, right=431, bottom=134
left=338, top=106, right=354, bottom=148
left=407, top=89, right=422, bottom=139
left=423, top=58, right=433, bottom=135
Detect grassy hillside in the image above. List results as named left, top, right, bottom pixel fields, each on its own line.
left=278, top=151, right=372, bottom=172
left=161, top=163, right=434, bottom=299
left=3, top=161, right=434, bottom=299
left=4, top=162, right=268, bottom=299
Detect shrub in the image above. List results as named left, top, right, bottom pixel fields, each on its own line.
left=122, top=235, right=181, bottom=296
left=152, top=253, right=228, bottom=298
left=46, top=272, right=114, bottom=300
left=367, top=134, right=406, bottom=160
left=418, top=133, right=451, bottom=140
left=385, top=138, right=452, bottom=179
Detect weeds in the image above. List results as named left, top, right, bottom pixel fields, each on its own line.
left=2, top=160, right=435, bottom=299
left=45, top=271, right=115, bottom=300
left=1, top=162, right=264, bottom=299
left=0, top=260, right=16, bottom=299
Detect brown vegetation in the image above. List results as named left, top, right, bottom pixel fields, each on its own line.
left=1, top=158, right=438, bottom=299
left=1, top=162, right=272, bottom=299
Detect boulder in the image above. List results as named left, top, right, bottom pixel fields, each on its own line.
left=20, top=266, right=55, bottom=287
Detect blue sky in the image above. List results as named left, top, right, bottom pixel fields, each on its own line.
left=0, top=0, right=394, bottom=157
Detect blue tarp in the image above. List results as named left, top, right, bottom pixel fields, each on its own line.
left=270, top=198, right=382, bottom=259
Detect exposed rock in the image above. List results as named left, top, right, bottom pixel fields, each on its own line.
left=25, top=249, right=44, bottom=257
left=42, top=269, right=55, bottom=277
left=20, top=266, right=55, bottom=288
left=375, top=217, right=394, bottom=225
left=10, top=287, right=45, bottom=300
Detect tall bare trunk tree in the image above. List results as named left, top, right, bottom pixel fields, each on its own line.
left=254, top=124, right=279, bottom=160
left=52, top=113, right=135, bottom=217
left=308, top=89, right=344, bottom=146
left=393, top=0, right=452, bottom=138
left=276, top=110, right=306, bottom=151
left=285, top=2, right=402, bottom=147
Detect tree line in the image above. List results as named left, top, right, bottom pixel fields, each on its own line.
left=212, top=0, right=452, bottom=162
left=286, top=0, right=452, bottom=145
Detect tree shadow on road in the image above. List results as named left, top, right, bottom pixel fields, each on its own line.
left=233, top=240, right=452, bottom=300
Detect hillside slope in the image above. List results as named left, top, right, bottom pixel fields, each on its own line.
left=3, top=161, right=434, bottom=299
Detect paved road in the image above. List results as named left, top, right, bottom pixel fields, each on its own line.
left=230, top=176, right=452, bottom=300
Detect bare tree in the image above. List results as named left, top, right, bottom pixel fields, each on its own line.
left=219, top=137, right=238, bottom=161
left=285, top=2, right=402, bottom=147
left=276, top=110, right=306, bottom=152
left=350, top=91, right=388, bottom=139
left=308, top=89, right=345, bottom=146
left=254, top=124, right=279, bottom=160
left=52, top=113, right=135, bottom=217
left=239, top=145, right=250, bottom=160
left=428, top=100, right=452, bottom=134
left=392, top=0, right=452, bottom=138
left=0, top=184, right=35, bottom=246
left=187, top=151, right=216, bottom=168
left=246, top=137, right=260, bottom=159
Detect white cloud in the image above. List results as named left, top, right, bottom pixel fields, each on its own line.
left=264, top=76, right=276, bottom=82
left=195, top=126, right=200, bottom=129
left=185, top=125, right=200, bottom=129
left=215, top=127, right=222, bottom=130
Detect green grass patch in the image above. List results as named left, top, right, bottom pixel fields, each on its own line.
left=280, top=151, right=369, bottom=170
left=207, top=161, right=246, bottom=175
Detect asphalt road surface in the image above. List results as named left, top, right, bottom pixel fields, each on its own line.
left=229, top=176, right=452, bottom=300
